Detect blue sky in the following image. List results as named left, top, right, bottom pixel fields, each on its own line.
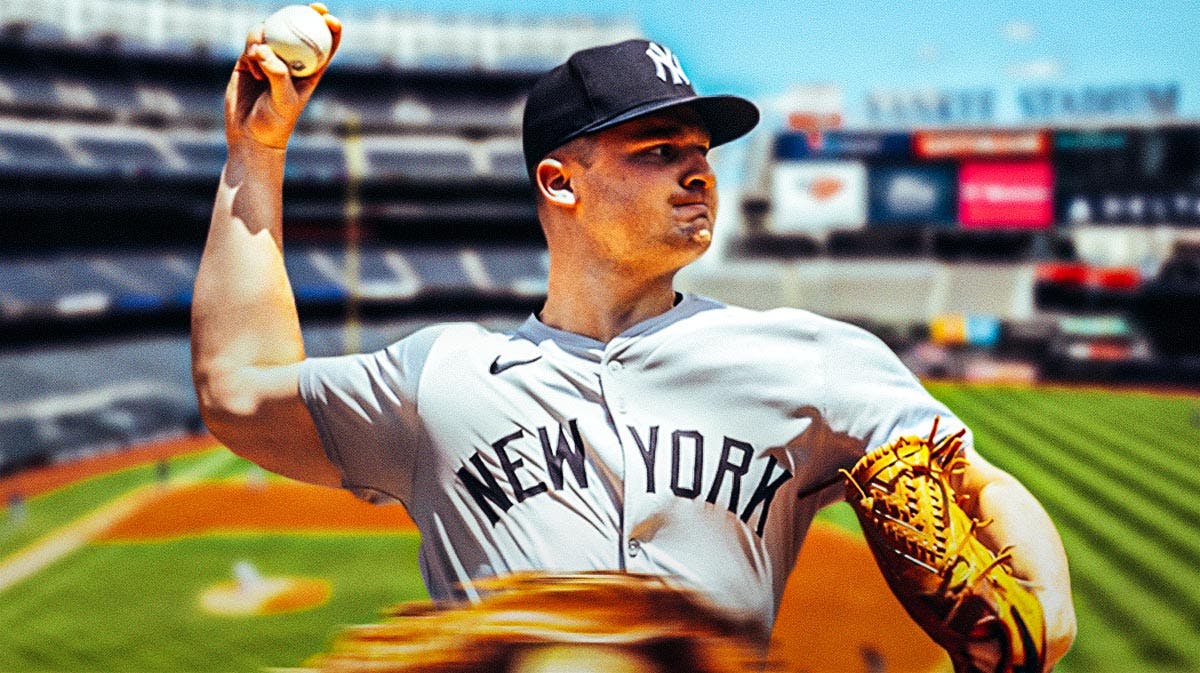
left=332, top=0, right=1199, bottom=124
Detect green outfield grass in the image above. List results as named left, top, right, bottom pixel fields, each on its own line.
left=924, top=383, right=1200, bottom=673
left=0, top=383, right=1197, bottom=672
left=0, top=534, right=425, bottom=672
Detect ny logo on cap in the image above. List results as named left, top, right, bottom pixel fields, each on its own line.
left=645, top=42, right=690, bottom=86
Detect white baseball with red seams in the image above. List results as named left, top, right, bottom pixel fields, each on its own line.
left=262, top=5, right=332, bottom=78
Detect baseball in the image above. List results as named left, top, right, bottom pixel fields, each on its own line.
left=262, top=5, right=332, bottom=78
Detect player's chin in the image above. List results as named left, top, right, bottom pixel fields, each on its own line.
left=675, top=217, right=714, bottom=248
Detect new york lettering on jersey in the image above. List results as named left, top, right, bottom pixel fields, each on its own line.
left=456, top=419, right=794, bottom=537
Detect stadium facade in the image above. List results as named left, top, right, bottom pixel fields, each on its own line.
left=0, top=0, right=1196, bottom=475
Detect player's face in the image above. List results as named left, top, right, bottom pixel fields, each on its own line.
left=570, top=107, right=716, bottom=272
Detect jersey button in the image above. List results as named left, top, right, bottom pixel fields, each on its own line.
left=607, top=360, right=623, bottom=373
left=627, top=538, right=641, bottom=557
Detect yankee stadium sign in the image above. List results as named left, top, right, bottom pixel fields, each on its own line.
left=1018, top=83, right=1179, bottom=120
left=865, top=82, right=1179, bottom=125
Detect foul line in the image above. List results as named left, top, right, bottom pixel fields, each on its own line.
left=0, top=449, right=237, bottom=594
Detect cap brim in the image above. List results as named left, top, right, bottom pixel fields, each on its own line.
left=565, top=94, right=760, bottom=149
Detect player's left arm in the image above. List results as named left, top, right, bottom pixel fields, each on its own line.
left=955, top=445, right=1077, bottom=669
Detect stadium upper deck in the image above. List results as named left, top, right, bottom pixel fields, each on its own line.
left=0, top=0, right=637, bottom=472
left=0, top=0, right=639, bottom=71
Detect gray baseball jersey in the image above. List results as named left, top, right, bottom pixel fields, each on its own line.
left=298, top=293, right=966, bottom=633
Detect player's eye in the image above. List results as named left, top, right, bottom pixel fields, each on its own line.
left=646, top=145, right=673, bottom=159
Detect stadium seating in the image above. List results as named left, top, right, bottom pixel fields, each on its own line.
left=0, top=242, right=548, bottom=328
left=172, top=135, right=227, bottom=180
left=286, top=138, right=347, bottom=183
left=74, top=136, right=169, bottom=178
left=0, top=0, right=633, bottom=468
left=0, top=336, right=201, bottom=474
left=365, top=140, right=478, bottom=182
left=0, top=129, right=75, bottom=175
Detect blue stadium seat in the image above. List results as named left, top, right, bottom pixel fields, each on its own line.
left=171, top=86, right=224, bottom=122
left=174, top=137, right=227, bottom=179
left=0, top=130, right=75, bottom=175
left=74, top=136, right=167, bottom=177
left=284, top=248, right=348, bottom=302
left=424, top=95, right=520, bottom=131
left=286, top=140, right=346, bottom=182
left=476, top=246, right=548, bottom=295
left=350, top=247, right=421, bottom=300
left=366, top=146, right=475, bottom=181
left=50, top=413, right=126, bottom=453
left=405, top=248, right=468, bottom=291
left=0, top=418, right=46, bottom=475
left=0, top=257, right=77, bottom=304
left=87, top=253, right=191, bottom=312
left=87, top=76, right=138, bottom=115
left=0, top=58, right=57, bottom=111
left=486, top=148, right=527, bottom=181
left=0, top=250, right=206, bottom=320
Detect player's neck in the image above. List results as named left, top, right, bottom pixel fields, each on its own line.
left=540, top=262, right=678, bottom=343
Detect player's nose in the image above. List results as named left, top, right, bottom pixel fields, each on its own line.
left=681, top=150, right=715, bottom=192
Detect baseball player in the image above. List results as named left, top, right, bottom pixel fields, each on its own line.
left=192, top=7, right=1075, bottom=669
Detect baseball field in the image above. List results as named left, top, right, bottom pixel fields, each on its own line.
left=0, top=382, right=1196, bottom=673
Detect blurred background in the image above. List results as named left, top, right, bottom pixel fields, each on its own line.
left=0, top=1, right=1197, bottom=672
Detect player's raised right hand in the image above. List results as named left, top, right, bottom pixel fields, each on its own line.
left=224, top=3, right=342, bottom=152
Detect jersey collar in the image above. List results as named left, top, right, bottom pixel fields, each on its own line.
left=515, top=292, right=722, bottom=360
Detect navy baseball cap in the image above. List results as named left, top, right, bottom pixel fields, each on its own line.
left=522, top=39, right=760, bottom=178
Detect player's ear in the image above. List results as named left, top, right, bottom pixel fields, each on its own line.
left=535, top=158, right=576, bottom=208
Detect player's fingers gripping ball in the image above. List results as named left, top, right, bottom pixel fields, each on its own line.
left=841, top=419, right=1046, bottom=673
left=262, top=4, right=333, bottom=78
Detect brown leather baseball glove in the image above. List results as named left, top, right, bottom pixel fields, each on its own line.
left=309, top=572, right=768, bottom=673
left=842, top=419, right=1046, bottom=673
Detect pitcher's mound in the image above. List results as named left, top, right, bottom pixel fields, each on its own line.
left=199, top=576, right=331, bottom=616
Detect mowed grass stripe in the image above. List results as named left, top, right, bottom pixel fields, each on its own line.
left=924, top=383, right=1200, bottom=450
left=964, top=388, right=1200, bottom=565
left=936, top=391, right=1200, bottom=652
left=946, top=389, right=1200, bottom=615
left=1035, top=389, right=1200, bottom=469
left=1054, top=526, right=1194, bottom=670
left=1055, top=390, right=1200, bottom=460
left=1027, top=392, right=1200, bottom=494
left=956, top=418, right=1200, bottom=666
left=1056, top=584, right=1143, bottom=673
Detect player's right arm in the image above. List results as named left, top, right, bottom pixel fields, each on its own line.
left=191, top=5, right=343, bottom=487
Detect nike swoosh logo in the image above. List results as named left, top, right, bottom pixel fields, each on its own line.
left=489, top=355, right=543, bottom=375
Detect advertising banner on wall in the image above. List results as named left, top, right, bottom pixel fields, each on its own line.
left=867, top=165, right=957, bottom=226
left=1059, top=191, right=1200, bottom=224
left=774, top=131, right=911, bottom=160
left=916, top=131, right=1049, bottom=159
left=1052, top=129, right=1136, bottom=194
left=1055, top=128, right=1200, bottom=191
left=1054, top=128, right=1199, bottom=222
left=958, top=161, right=1054, bottom=228
left=771, top=161, right=868, bottom=235
left=1140, top=128, right=1200, bottom=189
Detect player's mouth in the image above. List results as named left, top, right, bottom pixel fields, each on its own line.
left=671, top=203, right=711, bottom=221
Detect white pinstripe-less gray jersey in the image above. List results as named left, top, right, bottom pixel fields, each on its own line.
left=298, top=293, right=966, bottom=632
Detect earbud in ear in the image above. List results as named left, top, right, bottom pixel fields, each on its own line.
left=536, top=159, right=576, bottom=207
